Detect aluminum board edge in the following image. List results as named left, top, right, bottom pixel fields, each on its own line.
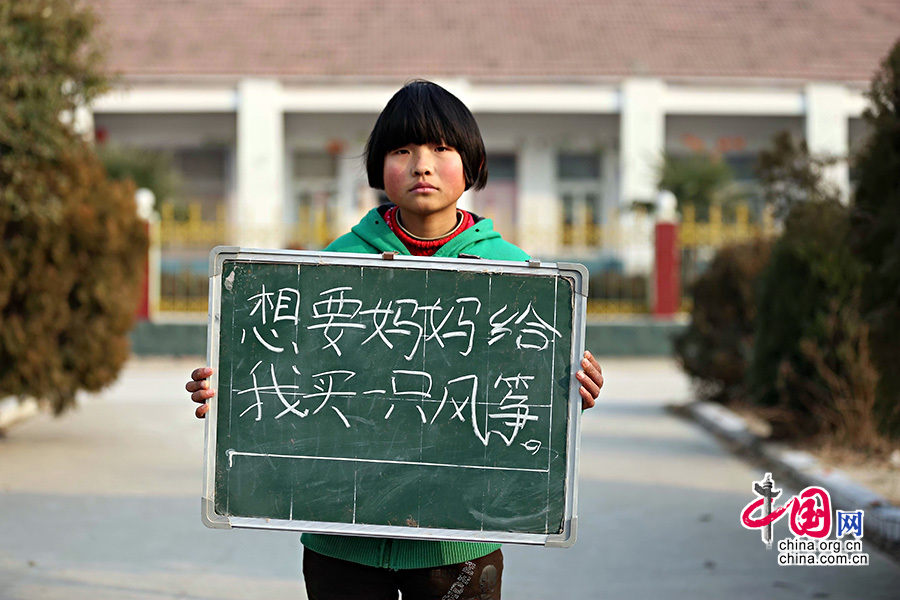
left=202, top=497, right=232, bottom=529
left=555, top=262, right=589, bottom=297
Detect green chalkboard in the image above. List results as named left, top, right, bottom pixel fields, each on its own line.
left=202, top=247, right=587, bottom=546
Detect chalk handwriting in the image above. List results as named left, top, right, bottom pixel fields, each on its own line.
left=242, top=286, right=553, bottom=359
left=233, top=367, right=548, bottom=454
left=233, top=282, right=563, bottom=457
left=307, top=287, right=365, bottom=356
left=488, top=302, right=561, bottom=350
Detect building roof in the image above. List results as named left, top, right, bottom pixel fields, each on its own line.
left=89, top=0, right=900, bottom=84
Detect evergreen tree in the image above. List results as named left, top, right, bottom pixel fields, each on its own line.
left=747, top=133, right=876, bottom=446
left=658, top=152, right=741, bottom=217
left=0, top=1, right=148, bottom=414
left=851, top=37, right=900, bottom=437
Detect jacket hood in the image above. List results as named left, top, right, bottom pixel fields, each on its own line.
left=326, top=205, right=529, bottom=261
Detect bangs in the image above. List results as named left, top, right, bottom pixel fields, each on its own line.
left=379, top=90, right=469, bottom=151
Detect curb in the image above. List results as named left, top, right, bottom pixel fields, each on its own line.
left=676, top=401, right=900, bottom=555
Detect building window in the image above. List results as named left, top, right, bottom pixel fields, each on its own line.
left=557, top=152, right=603, bottom=238
left=171, top=146, right=231, bottom=217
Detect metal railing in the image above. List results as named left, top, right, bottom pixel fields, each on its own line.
left=153, top=201, right=775, bottom=319
left=678, top=203, right=777, bottom=311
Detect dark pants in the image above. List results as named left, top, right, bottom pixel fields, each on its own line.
left=303, top=548, right=503, bottom=600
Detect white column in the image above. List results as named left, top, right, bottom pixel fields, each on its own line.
left=805, top=83, right=850, bottom=203
left=236, top=78, right=285, bottom=247
left=517, top=140, right=558, bottom=257
left=619, top=78, right=666, bottom=206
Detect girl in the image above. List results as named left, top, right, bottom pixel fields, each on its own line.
left=187, top=79, right=604, bottom=600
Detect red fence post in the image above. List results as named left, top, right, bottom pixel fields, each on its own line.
left=653, top=191, right=681, bottom=317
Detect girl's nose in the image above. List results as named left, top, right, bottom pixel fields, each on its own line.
left=412, top=150, right=433, bottom=176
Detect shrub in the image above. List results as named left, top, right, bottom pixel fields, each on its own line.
left=0, top=0, right=148, bottom=414
left=780, top=292, right=883, bottom=451
left=0, top=1, right=107, bottom=161
left=0, top=145, right=148, bottom=414
left=747, top=199, right=869, bottom=440
left=756, top=131, right=839, bottom=221
left=658, top=152, right=742, bottom=216
left=673, top=238, right=772, bottom=403
left=98, top=143, right=182, bottom=207
left=850, top=37, right=900, bottom=438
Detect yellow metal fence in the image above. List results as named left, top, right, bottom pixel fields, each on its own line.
left=154, top=202, right=775, bottom=318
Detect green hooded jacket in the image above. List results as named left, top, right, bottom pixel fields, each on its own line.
left=323, top=204, right=530, bottom=261
left=300, top=205, right=529, bottom=569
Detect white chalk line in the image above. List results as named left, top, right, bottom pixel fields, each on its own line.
left=226, top=450, right=549, bottom=473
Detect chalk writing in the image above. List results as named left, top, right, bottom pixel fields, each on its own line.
left=228, top=276, right=566, bottom=465
left=244, top=284, right=554, bottom=360
left=234, top=366, right=548, bottom=452
left=488, top=302, right=561, bottom=350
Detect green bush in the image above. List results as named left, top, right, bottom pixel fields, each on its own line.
left=747, top=199, right=870, bottom=440
left=756, top=131, right=839, bottom=221
left=98, top=144, right=182, bottom=207
left=0, top=146, right=148, bottom=413
left=673, top=238, right=772, bottom=403
left=0, top=1, right=107, bottom=161
left=850, top=37, right=900, bottom=438
left=0, top=0, right=148, bottom=414
left=658, top=152, right=750, bottom=219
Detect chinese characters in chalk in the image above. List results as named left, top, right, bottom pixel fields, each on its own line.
left=235, top=363, right=546, bottom=454
left=231, top=282, right=562, bottom=457
left=242, top=285, right=560, bottom=359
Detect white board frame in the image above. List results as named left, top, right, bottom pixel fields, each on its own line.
left=202, top=246, right=588, bottom=547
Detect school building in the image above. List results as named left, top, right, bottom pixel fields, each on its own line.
left=83, top=0, right=899, bottom=330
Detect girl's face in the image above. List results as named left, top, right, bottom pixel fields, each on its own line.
left=383, top=142, right=466, bottom=236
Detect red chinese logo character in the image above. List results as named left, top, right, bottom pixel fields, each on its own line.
left=788, top=487, right=832, bottom=538
left=740, top=474, right=834, bottom=548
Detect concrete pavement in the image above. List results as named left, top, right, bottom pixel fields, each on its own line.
left=1, top=357, right=899, bottom=599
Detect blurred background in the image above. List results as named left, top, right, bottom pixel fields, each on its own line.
left=79, top=0, right=893, bottom=327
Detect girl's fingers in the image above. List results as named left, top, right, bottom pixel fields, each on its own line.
left=579, top=385, right=596, bottom=410
left=577, top=350, right=603, bottom=410
left=190, top=367, right=213, bottom=382
left=576, top=370, right=601, bottom=399
left=191, top=388, right=215, bottom=404
left=185, top=378, right=209, bottom=393
left=188, top=367, right=214, bottom=419
left=581, top=352, right=603, bottom=392
left=195, top=403, right=210, bottom=419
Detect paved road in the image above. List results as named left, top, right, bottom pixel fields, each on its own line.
left=1, top=357, right=898, bottom=599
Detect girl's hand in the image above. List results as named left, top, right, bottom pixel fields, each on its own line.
left=576, top=351, right=603, bottom=410
left=186, top=367, right=215, bottom=418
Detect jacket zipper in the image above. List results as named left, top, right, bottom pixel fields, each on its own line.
left=380, top=538, right=394, bottom=569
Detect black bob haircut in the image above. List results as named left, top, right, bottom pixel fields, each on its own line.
left=365, top=80, right=488, bottom=192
